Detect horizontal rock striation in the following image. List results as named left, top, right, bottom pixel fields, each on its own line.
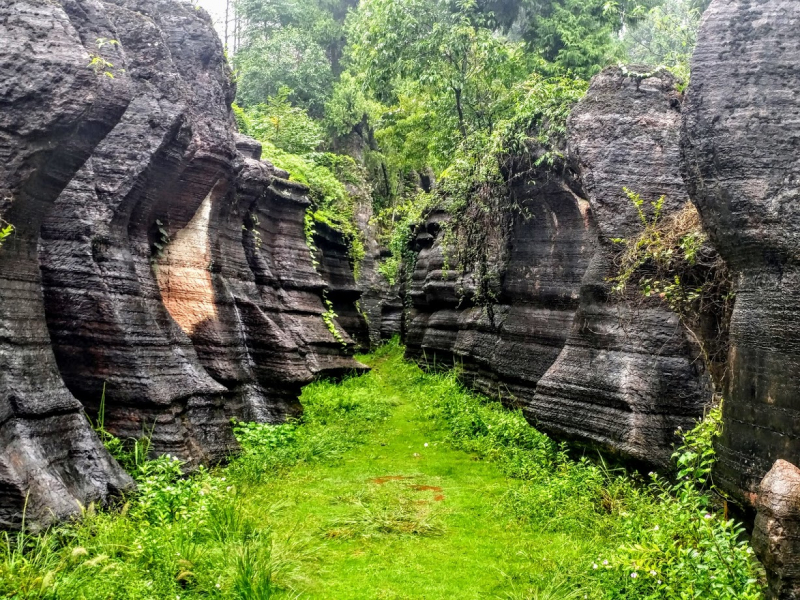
left=405, top=67, right=712, bottom=468
left=405, top=171, right=596, bottom=408
left=354, top=201, right=404, bottom=348
left=681, top=0, right=800, bottom=510
left=313, top=220, right=370, bottom=349
left=0, top=0, right=364, bottom=528
left=535, top=67, right=711, bottom=467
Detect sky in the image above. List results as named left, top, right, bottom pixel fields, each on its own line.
left=195, top=0, right=229, bottom=46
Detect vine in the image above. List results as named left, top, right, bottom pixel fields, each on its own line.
left=609, top=189, right=734, bottom=388
left=321, top=291, right=346, bottom=347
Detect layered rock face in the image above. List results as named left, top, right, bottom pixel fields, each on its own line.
left=354, top=201, right=404, bottom=347
left=0, top=0, right=363, bottom=528
left=313, top=221, right=370, bottom=349
left=406, top=68, right=711, bottom=467
left=535, top=68, right=711, bottom=467
left=405, top=173, right=596, bottom=407
left=681, top=0, right=800, bottom=508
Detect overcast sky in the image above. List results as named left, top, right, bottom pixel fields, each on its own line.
left=195, top=0, right=229, bottom=45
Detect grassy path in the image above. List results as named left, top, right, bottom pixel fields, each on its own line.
left=245, top=347, right=594, bottom=599
left=0, top=342, right=764, bottom=599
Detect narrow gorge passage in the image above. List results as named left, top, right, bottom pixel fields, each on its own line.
left=256, top=348, right=594, bottom=599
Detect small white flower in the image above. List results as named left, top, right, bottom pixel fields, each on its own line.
left=654, top=525, right=659, bottom=531
left=592, top=564, right=598, bottom=569
left=226, top=486, right=232, bottom=492
left=221, top=477, right=226, bottom=481
left=631, top=572, right=638, bottom=579
left=215, top=583, right=221, bottom=589
left=747, top=547, right=753, bottom=554
left=704, top=513, right=712, bottom=519
left=603, top=560, right=609, bottom=566
left=658, top=580, right=662, bottom=585
left=650, top=570, right=657, bottom=576
left=424, top=443, right=429, bottom=447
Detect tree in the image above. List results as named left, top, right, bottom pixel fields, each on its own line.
left=234, top=27, right=334, bottom=115
left=346, top=0, right=530, bottom=165
left=517, top=0, right=663, bottom=78
left=622, top=0, right=704, bottom=81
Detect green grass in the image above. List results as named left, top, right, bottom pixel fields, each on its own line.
left=0, top=340, right=764, bottom=599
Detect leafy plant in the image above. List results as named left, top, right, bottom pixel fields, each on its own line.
left=609, top=189, right=734, bottom=386
left=0, top=219, right=13, bottom=249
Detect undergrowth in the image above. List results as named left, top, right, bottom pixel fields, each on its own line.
left=421, top=367, right=763, bottom=599
left=0, top=341, right=763, bottom=599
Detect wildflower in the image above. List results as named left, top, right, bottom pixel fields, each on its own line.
left=592, top=564, right=598, bottom=569
left=424, top=443, right=429, bottom=447
left=631, top=572, right=638, bottom=579
left=654, top=525, right=659, bottom=531
left=658, top=580, right=662, bottom=585
left=603, top=560, right=608, bottom=566
left=704, top=513, right=712, bottom=519
left=215, top=583, right=221, bottom=589
left=650, top=570, right=657, bottom=576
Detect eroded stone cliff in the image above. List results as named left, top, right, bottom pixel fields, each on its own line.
left=681, top=1, right=800, bottom=594
left=682, top=0, right=800, bottom=510
left=535, top=67, right=712, bottom=468
left=405, top=67, right=711, bottom=468
left=0, top=0, right=364, bottom=528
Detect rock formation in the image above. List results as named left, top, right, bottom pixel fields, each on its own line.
left=754, top=460, right=800, bottom=599
left=405, top=67, right=711, bottom=467
left=681, top=0, right=800, bottom=509
left=354, top=201, right=404, bottom=348
left=405, top=170, right=596, bottom=409
left=313, top=220, right=370, bottom=349
left=0, top=0, right=364, bottom=528
left=535, top=67, right=711, bottom=467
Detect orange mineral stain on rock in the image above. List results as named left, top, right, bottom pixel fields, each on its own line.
left=156, top=184, right=219, bottom=335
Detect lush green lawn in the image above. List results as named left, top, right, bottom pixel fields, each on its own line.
left=258, top=379, right=592, bottom=599
left=1, top=341, right=763, bottom=599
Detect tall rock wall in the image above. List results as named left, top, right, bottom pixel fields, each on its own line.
left=681, top=0, right=800, bottom=510
left=0, top=0, right=364, bottom=529
left=535, top=67, right=711, bottom=468
left=405, top=171, right=596, bottom=409
left=405, top=68, right=711, bottom=468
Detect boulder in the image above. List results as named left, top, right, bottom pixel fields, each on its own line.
left=754, top=460, right=800, bottom=599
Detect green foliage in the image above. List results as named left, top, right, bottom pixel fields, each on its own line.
left=622, top=0, right=705, bottom=85
left=426, top=368, right=764, bottom=599
left=518, top=0, right=653, bottom=78
left=234, top=27, right=333, bottom=115
left=236, top=98, right=367, bottom=276
left=324, top=71, right=383, bottom=137
left=0, top=220, right=13, bottom=249
left=238, top=88, right=325, bottom=154
left=321, top=291, right=347, bottom=346
left=610, top=189, right=735, bottom=380
left=0, top=342, right=764, bottom=598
